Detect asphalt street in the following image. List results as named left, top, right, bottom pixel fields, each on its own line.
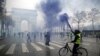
left=0, top=35, right=100, bottom=56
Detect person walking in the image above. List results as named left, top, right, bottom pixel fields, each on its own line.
left=27, top=32, right=31, bottom=42
left=45, top=32, right=51, bottom=46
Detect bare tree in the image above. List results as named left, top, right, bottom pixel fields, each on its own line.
left=74, top=11, right=87, bottom=30
left=0, top=0, right=6, bottom=39
left=4, top=16, right=15, bottom=37
left=88, top=8, right=100, bottom=37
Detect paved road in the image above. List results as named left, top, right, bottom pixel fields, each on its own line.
left=0, top=36, right=100, bottom=56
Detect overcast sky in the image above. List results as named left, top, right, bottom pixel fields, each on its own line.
left=6, top=0, right=42, bottom=11
left=6, top=0, right=100, bottom=15
left=5, top=0, right=100, bottom=30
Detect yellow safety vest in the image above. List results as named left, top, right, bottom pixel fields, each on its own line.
left=75, top=33, right=81, bottom=44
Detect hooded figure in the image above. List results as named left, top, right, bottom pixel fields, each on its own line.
left=71, top=30, right=81, bottom=56
left=45, top=32, right=51, bottom=46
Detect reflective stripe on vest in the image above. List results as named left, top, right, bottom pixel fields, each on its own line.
left=75, top=33, right=81, bottom=44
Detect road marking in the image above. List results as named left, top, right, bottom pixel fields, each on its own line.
left=6, top=44, right=16, bottom=54
left=50, top=43, right=63, bottom=48
left=31, top=43, right=42, bottom=51
left=53, top=41, right=90, bottom=46
left=52, top=41, right=73, bottom=47
left=22, top=43, right=29, bottom=53
left=52, top=41, right=63, bottom=45
left=82, top=43, right=90, bottom=46
left=38, top=42, right=55, bottom=49
left=0, top=45, right=5, bottom=50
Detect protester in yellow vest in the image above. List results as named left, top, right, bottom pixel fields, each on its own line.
left=71, top=30, right=81, bottom=56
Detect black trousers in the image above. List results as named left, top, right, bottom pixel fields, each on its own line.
left=72, top=44, right=79, bottom=56
left=45, top=41, right=50, bottom=46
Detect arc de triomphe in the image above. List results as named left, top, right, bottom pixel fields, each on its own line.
left=11, top=8, right=37, bottom=33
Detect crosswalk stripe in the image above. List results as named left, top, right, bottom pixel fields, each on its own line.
left=50, top=43, right=63, bottom=48
left=52, top=41, right=63, bottom=45
left=53, top=41, right=90, bottom=46
left=31, top=43, right=42, bottom=51
left=82, top=43, right=90, bottom=45
left=37, top=42, right=55, bottom=49
left=52, top=41, right=73, bottom=47
left=22, top=43, right=29, bottom=53
left=0, top=45, right=5, bottom=50
left=6, top=44, right=16, bottom=54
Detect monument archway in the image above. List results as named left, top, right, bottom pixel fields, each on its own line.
left=21, top=20, right=29, bottom=32
left=11, top=8, right=37, bottom=33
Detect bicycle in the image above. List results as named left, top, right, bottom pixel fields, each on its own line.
left=59, top=42, right=88, bottom=56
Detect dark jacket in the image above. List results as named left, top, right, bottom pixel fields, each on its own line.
left=45, top=32, right=50, bottom=42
